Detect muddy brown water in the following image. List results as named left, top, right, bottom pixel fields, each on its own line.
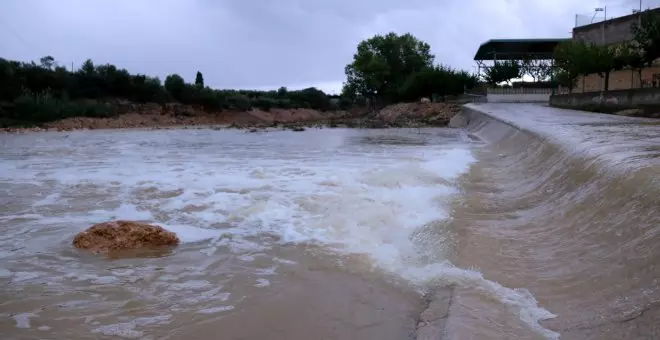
left=0, top=128, right=470, bottom=340
left=1, top=105, right=659, bottom=339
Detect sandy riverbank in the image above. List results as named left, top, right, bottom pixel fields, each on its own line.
left=2, top=102, right=461, bottom=133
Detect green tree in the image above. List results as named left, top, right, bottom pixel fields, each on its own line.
left=340, top=81, right=358, bottom=100
left=295, top=87, right=331, bottom=111
left=195, top=71, right=204, bottom=88
left=616, top=42, right=646, bottom=87
left=483, top=60, right=521, bottom=85
left=555, top=41, right=617, bottom=91
left=554, top=41, right=590, bottom=93
left=164, top=74, right=186, bottom=101
left=521, top=55, right=552, bottom=82
left=80, top=59, right=95, bottom=76
left=397, top=64, right=476, bottom=101
left=591, top=44, right=616, bottom=91
left=39, top=56, right=55, bottom=70
left=553, top=69, right=577, bottom=91
left=520, top=55, right=534, bottom=81
left=343, top=32, right=434, bottom=104
left=631, top=9, right=660, bottom=67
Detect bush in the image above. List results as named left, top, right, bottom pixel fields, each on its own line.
left=253, top=97, right=277, bottom=111
left=7, top=91, right=116, bottom=124
left=338, top=97, right=353, bottom=110
left=227, top=95, right=252, bottom=111
left=276, top=99, right=293, bottom=109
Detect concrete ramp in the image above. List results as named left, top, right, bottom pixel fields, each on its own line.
left=441, top=102, right=659, bottom=340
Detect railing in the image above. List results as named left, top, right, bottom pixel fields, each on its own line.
left=458, top=93, right=488, bottom=103
left=486, top=88, right=554, bottom=95
left=574, top=13, right=606, bottom=28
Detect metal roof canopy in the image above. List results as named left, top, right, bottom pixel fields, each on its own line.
left=473, top=38, right=571, bottom=61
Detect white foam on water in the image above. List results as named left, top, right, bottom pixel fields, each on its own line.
left=169, top=280, right=212, bottom=291
left=33, top=193, right=61, bottom=206
left=273, top=257, right=297, bottom=265
left=13, top=272, right=41, bottom=282
left=0, top=268, right=12, bottom=278
left=92, top=315, right=171, bottom=339
left=1, top=130, right=557, bottom=339
left=164, top=224, right=226, bottom=243
left=255, top=278, right=270, bottom=287
left=408, top=262, right=559, bottom=339
left=13, top=313, right=35, bottom=329
left=197, top=305, right=235, bottom=314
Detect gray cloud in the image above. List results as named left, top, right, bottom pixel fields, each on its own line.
left=2, top=0, right=658, bottom=93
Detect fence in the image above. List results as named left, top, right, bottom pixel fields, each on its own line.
left=486, top=88, right=554, bottom=95
left=459, top=88, right=554, bottom=103
left=573, top=4, right=653, bottom=29
left=458, top=93, right=488, bottom=103
left=573, top=4, right=660, bottom=28
left=487, top=88, right=552, bottom=103
left=575, top=13, right=606, bottom=28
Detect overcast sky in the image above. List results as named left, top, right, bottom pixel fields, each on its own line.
left=1, top=0, right=658, bottom=94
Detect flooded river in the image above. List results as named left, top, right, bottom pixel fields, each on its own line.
left=0, top=105, right=658, bottom=340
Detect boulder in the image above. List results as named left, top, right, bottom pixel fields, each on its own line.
left=73, top=220, right=179, bottom=253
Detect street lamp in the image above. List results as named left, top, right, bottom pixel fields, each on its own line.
left=591, top=7, right=605, bottom=23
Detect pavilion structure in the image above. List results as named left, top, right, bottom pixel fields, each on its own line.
left=473, top=38, right=570, bottom=83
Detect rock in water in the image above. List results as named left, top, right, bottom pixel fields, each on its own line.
left=73, top=221, right=179, bottom=253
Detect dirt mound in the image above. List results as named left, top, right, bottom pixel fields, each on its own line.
left=375, top=102, right=461, bottom=126
left=39, top=104, right=350, bottom=131
left=72, top=220, right=179, bottom=254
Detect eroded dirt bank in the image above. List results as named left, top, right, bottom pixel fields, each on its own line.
left=2, top=102, right=461, bottom=133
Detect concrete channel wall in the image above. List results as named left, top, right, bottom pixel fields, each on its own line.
left=549, top=88, right=660, bottom=117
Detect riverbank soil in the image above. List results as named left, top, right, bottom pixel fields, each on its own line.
left=1, top=101, right=461, bottom=132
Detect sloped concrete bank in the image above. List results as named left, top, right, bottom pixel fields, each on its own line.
left=440, top=103, right=659, bottom=339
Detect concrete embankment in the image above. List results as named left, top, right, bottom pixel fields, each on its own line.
left=549, top=88, right=660, bottom=118
left=440, top=103, right=659, bottom=339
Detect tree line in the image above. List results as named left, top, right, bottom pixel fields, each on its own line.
left=0, top=56, right=342, bottom=127
left=340, top=32, right=478, bottom=106
left=0, top=32, right=478, bottom=127
left=553, top=9, right=660, bottom=92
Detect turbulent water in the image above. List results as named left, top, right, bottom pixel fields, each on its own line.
left=1, top=107, right=658, bottom=340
